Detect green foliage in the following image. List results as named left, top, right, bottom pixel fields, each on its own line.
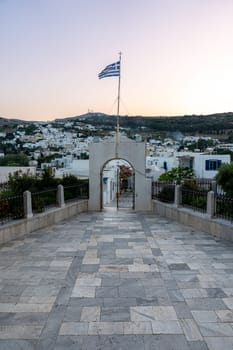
left=158, top=167, right=195, bottom=182
left=8, top=171, right=39, bottom=194
left=4, top=170, right=87, bottom=197
left=37, top=153, right=61, bottom=167
left=215, top=163, right=233, bottom=195
left=190, top=196, right=207, bottom=210
left=0, top=153, right=29, bottom=166
left=61, top=174, right=80, bottom=186
left=39, top=168, right=58, bottom=190
left=183, top=138, right=216, bottom=151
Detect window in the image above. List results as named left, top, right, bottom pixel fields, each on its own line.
left=205, top=159, right=221, bottom=171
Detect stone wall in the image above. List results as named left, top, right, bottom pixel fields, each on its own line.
left=0, top=200, right=88, bottom=245
left=152, top=199, right=233, bottom=242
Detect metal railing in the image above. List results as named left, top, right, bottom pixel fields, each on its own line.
left=0, top=194, right=24, bottom=224
left=181, top=187, right=207, bottom=213
left=31, top=188, right=58, bottom=213
left=152, top=181, right=175, bottom=203
left=64, top=183, right=89, bottom=203
left=215, top=193, right=233, bottom=222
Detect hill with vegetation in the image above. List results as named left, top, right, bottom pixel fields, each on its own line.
left=2, top=112, right=233, bottom=138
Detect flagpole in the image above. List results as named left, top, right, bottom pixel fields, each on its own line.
left=115, top=52, right=122, bottom=158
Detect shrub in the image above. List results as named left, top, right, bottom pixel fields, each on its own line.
left=215, top=163, right=233, bottom=195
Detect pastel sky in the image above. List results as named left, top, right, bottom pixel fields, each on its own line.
left=1, top=0, right=233, bottom=121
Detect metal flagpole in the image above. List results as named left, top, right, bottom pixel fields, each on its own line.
left=115, top=52, right=122, bottom=158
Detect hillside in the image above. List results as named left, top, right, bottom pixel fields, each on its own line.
left=1, top=112, right=233, bottom=136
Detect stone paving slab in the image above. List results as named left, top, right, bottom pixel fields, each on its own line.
left=0, top=209, right=233, bottom=349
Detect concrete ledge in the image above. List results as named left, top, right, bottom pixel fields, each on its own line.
left=152, top=200, right=233, bottom=242
left=0, top=200, right=88, bottom=245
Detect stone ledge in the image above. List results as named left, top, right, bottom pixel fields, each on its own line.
left=152, top=199, right=233, bottom=242
left=0, top=200, right=88, bottom=245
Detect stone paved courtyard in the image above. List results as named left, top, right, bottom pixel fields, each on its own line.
left=0, top=209, right=233, bottom=349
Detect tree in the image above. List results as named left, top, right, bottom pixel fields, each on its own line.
left=158, top=166, right=195, bottom=182
left=0, top=153, right=29, bottom=166
left=215, top=163, right=233, bottom=195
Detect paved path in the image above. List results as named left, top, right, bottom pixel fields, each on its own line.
left=0, top=209, right=233, bottom=349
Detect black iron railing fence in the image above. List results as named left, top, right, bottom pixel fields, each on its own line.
left=181, top=187, right=207, bottom=213
left=152, top=180, right=233, bottom=222
left=0, top=182, right=89, bottom=224
left=0, top=194, right=24, bottom=224
left=152, top=181, right=175, bottom=203
left=64, top=183, right=89, bottom=202
left=215, top=193, right=233, bottom=222
left=31, top=188, right=58, bottom=213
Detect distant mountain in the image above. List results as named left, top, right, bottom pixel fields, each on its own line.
left=1, top=112, right=233, bottom=136
left=55, top=112, right=108, bottom=122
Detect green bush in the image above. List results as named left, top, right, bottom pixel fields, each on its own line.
left=215, top=163, right=233, bottom=196
left=158, top=167, right=195, bottom=183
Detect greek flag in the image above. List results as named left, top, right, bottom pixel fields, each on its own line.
left=98, top=61, right=120, bottom=79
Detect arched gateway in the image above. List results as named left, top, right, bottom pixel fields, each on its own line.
left=89, top=135, right=151, bottom=211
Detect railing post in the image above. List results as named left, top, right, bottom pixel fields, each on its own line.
left=57, top=184, right=65, bottom=208
left=23, top=190, right=33, bottom=218
left=207, top=190, right=215, bottom=217
left=211, top=180, right=217, bottom=193
left=174, top=184, right=182, bottom=207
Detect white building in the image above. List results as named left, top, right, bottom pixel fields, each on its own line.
left=0, top=166, right=36, bottom=182
left=147, top=151, right=231, bottom=179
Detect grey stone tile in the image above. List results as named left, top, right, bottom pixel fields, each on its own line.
left=101, top=307, right=130, bottom=322
left=173, top=302, right=193, bottom=318
left=188, top=341, right=209, bottom=350
left=55, top=335, right=145, bottom=350
left=136, top=297, right=159, bottom=306
left=80, top=264, right=99, bottom=273
left=69, top=297, right=104, bottom=307
left=119, top=285, right=146, bottom=298
left=0, top=340, right=37, bottom=350
left=101, top=276, right=121, bottom=287
left=199, top=322, right=233, bottom=337
left=169, top=263, right=191, bottom=271
left=63, top=306, right=82, bottom=322
left=205, top=336, right=233, bottom=350
left=186, top=298, right=227, bottom=310
left=205, top=288, right=227, bottom=298
left=168, top=289, right=185, bottom=302
left=103, top=297, right=137, bottom=307
left=95, top=286, right=118, bottom=298
left=144, top=334, right=190, bottom=350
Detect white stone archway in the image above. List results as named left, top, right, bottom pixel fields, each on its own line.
left=88, top=135, right=151, bottom=211
left=101, top=158, right=135, bottom=210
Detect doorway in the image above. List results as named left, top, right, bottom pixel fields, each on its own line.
left=101, top=159, right=135, bottom=210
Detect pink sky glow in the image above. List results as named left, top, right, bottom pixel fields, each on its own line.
left=0, top=0, right=233, bottom=121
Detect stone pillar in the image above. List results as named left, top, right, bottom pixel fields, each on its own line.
left=174, top=185, right=182, bottom=207
left=57, top=184, right=65, bottom=208
left=207, top=190, right=215, bottom=217
left=23, top=190, right=33, bottom=218
left=211, top=180, right=217, bottom=193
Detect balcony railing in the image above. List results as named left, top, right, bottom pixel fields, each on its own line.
left=215, top=193, right=233, bottom=222
left=31, top=188, right=58, bottom=213
left=152, top=181, right=175, bottom=203
left=64, top=183, right=89, bottom=203
left=0, top=183, right=89, bottom=225
left=152, top=180, right=233, bottom=223
left=0, top=194, right=24, bottom=224
left=181, top=187, right=207, bottom=213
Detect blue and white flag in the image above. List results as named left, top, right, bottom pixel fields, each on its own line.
left=98, top=60, right=120, bottom=79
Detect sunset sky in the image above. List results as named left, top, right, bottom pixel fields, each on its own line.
left=1, top=0, right=233, bottom=121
